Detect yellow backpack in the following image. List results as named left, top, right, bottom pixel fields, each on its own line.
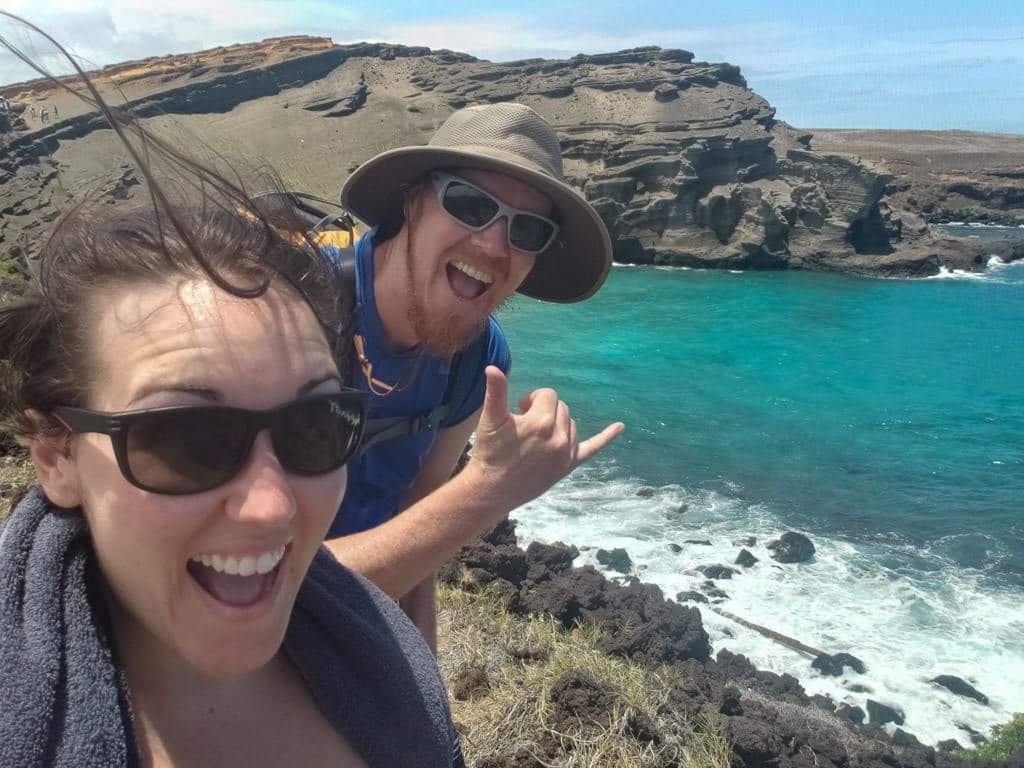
left=250, top=191, right=359, bottom=248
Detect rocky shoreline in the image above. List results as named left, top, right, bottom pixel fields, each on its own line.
left=443, top=519, right=1021, bottom=767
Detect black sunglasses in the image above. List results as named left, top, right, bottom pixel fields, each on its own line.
left=54, top=391, right=368, bottom=495
left=431, top=171, right=560, bottom=254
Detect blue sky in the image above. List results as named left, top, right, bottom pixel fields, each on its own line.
left=2, top=0, right=1023, bottom=133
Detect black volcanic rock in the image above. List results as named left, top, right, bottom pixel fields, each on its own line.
left=440, top=521, right=998, bottom=767
left=696, top=564, right=738, bottom=579
left=547, top=669, right=618, bottom=730
left=675, top=590, right=708, bottom=603
left=735, top=548, right=759, bottom=567
left=836, top=704, right=866, bottom=724
left=596, top=547, right=632, bottom=574
left=930, top=675, right=989, bottom=705
left=524, top=540, right=578, bottom=574
left=812, top=652, right=867, bottom=676
left=936, top=739, right=964, bottom=753
left=767, top=531, right=816, bottom=563
left=867, top=699, right=906, bottom=726
left=455, top=521, right=712, bottom=666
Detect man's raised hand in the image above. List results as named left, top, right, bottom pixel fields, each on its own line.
left=468, top=366, right=623, bottom=509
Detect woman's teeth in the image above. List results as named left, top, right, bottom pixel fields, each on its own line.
left=451, top=261, right=493, bottom=284
left=191, top=546, right=286, bottom=577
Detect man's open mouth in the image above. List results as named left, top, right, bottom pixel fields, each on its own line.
left=447, top=260, right=493, bottom=300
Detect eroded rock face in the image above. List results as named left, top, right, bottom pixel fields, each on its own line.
left=811, top=128, right=1024, bottom=228
left=4, top=39, right=1017, bottom=276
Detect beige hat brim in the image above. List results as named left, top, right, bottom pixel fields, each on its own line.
left=341, top=145, right=612, bottom=303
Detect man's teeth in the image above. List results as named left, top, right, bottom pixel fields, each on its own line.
left=452, top=261, right=493, bottom=284
left=191, top=546, right=287, bottom=577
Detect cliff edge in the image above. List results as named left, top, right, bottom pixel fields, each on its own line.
left=2, top=37, right=1021, bottom=277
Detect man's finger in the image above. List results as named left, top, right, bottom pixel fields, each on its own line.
left=517, top=391, right=533, bottom=413
left=517, top=387, right=558, bottom=415
left=478, top=365, right=510, bottom=429
left=555, top=400, right=571, bottom=437
left=574, top=422, right=625, bottom=465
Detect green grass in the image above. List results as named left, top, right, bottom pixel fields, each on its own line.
left=0, top=259, right=28, bottom=281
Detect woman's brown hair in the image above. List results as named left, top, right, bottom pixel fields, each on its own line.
left=0, top=13, right=355, bottom=438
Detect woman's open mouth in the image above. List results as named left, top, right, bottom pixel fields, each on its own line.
left=187, top=545, right=288, bottom=608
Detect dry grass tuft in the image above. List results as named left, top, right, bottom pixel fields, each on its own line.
left=437, top=582, right=732, bottom=768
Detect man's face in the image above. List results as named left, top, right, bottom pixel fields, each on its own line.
left=403, top=168, right=552, bottom=355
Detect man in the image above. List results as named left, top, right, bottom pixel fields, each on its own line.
left=325, top=102, right=623, bottom=649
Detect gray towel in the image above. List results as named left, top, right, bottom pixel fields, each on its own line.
left=0, top=486, right=130, bottom=767
left=287, top=549, right=461, bottom=768
left=1, top=487, right=460, bottom=767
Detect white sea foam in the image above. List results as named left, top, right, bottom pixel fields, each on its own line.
left=924, top=258, right=1024, bottom=284
left=514, top=461, right=1024, bottom=747
left=926, top=266, right=987, bottom=280
left=964, top=223, right=1019, bottom=231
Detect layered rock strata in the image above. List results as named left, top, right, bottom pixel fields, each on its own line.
left=3, top=38, right=1021, bottom=276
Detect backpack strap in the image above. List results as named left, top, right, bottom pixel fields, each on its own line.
left=355, top=347, right=468, bottom=457
left=333, top=242, right=357, bottom=293
left=354, top=330, right=492, bottom=457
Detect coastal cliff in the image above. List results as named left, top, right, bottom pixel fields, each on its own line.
left=2, top=37, right=1021, bottom=277
left=2, top=38, right=1022, bottom=765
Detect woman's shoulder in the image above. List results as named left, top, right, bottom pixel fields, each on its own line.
left=284, top=550, right=457, bottom=766
left=295, top=548, right=436, bottom=661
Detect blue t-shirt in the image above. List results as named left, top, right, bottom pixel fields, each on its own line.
left=327, top=234, right=511, bottom=538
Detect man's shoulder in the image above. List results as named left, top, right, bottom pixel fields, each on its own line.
left=482, top=315, right=510, bottom=369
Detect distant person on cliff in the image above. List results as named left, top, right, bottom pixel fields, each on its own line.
left=324, top=102, right=624, bottom=649
left=0, top=13, right=463, bottom=766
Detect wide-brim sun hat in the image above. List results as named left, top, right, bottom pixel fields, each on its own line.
left=341, top=102, right=612, bottom=303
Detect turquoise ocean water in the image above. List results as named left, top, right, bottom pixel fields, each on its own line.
left=496, top=226, right=1023, bottom=745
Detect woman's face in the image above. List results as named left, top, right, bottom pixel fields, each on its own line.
left=60, top=278, right=345, bottom=679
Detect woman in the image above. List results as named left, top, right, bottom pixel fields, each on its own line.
left=0, top=14, right=462, bottom=768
